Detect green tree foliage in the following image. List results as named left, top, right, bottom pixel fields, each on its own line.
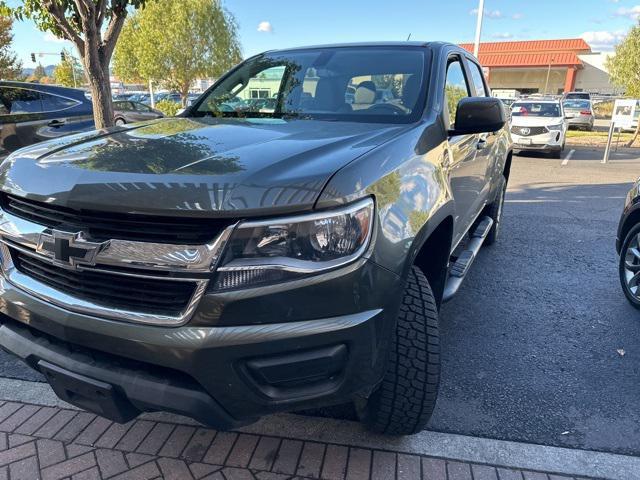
left=114, top=0, right=241, bottom=105
left=0, top=16, right=22, bottom=80
left=31, top=63, right=47, bottom=80
left=53, top=48, right=83, bottom=87
left=606, top=23, right=640, bottom=145
left=154, top=99, right=181, bottom=116
left=1, top=0, right=147, bottom=129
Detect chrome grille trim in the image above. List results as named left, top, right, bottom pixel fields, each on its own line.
left=0, top=209, right=235, bottom=273
left=0, top=208, right=235, bottom=326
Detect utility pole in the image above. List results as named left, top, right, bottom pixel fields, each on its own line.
left=544, top=57, right=555, bottom=94
left=473, top=0, right=485, bottom=57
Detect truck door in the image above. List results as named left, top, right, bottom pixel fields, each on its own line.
left=444, top=56, right=485, bottom=246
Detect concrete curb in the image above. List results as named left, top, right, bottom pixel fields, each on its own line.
left=0, top=377, right=636, bottom=479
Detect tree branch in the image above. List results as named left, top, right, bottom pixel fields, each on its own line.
left=96, top=0, right=107, bottom=29
left=42, top=0, right=85, bottom=55
left=101, top=7, right=127, bottom=65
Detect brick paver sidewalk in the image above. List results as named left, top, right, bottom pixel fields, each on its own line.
left=0, top=400, right=593, bottom=480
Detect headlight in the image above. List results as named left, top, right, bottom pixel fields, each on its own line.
left=213, top=198, right=374, bottom=290
left=547, top=123, right=564, bottom=131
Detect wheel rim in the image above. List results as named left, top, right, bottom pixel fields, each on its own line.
left=623, top=233, right=640, bottom=298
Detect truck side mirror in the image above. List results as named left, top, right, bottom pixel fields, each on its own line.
left=449, top=97, right=506, bottom=136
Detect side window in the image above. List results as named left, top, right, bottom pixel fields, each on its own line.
left=445, top=59, right=471, bottom=128
left=0, top=87, right=42, bottom=115
left=134, top=103, right=151, bottom=112
left=468, top=62, right=488, bottom=97
left=40, top=92, right=79, bottom=112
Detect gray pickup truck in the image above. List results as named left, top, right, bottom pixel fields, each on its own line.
left=0, top=42, right=512, bottom=435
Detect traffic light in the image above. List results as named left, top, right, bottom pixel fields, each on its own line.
left=30, top=53, right=35, bottom=62
left=60, top=51, right=66, bottom=62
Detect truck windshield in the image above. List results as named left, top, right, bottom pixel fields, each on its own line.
left=511, top=102, right=560, bottom=117
left=190, top=46, right=428, bottom=124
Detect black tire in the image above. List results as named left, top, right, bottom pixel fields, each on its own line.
left=360, top=266, right=440, bottom=435
left=619, top=223, right=640, bottom=310
left=115, top=118, right=126, bottom=126
left=484, top=176, right=507, bottom=246
left=550, top=148, right=562, bottom=159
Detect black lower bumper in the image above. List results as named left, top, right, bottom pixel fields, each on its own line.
left=0, top=318, right=244, bottom=428
left=0, top=304, right=391, bottom=429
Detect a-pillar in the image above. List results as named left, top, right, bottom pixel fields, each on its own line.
left=564, top=67, right=577, bottom=93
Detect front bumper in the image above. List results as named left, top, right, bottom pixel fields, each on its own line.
left=0, top=260, right=401, bottom=428
left=512, top=131, right=563, bottom=151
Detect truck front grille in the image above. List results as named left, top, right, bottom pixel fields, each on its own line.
left=0, top=193, right=230, bottom=245
left=10, top=248, right=197, bottom=317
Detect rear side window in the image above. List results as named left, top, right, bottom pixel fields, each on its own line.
left=40, top=92, right=79, bottom=112
left=445, top=59, right=471, bottom=128
left=0, top=87, right=42, bottom=115
left=468, top=62, right=488, bottom=97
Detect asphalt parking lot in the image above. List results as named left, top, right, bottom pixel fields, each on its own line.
left=1, top=145, right=640, bottom=457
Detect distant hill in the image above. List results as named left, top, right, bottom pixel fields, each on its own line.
left=22, top=65, right=56, bottom=77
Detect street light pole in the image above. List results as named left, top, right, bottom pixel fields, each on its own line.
left=544, top=57, right=555, bottom=94
left=473, top=0, right=485, bottom=57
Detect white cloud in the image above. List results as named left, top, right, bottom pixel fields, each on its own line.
left=614, top=5, right=640, bottom=20
left=512, top=13, right=523, bottom=20
left=491, top=32, right=514, bottom=39
left=581, top=30, right=627, bottom=50
left=43, top=32, right=65, bottom=43
left=469, top=8, right=503, bottom=19
left=257, top=21, right=273, bottom=33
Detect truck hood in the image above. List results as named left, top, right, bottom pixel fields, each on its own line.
left=0, top=117, right=404, bottom=216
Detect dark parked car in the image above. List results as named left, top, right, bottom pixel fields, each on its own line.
left=113, top=101, right=164, bottom=124
left=0, top=81, right=94, bottom=157
left=0, top=42, right=511, bottom=435
left=617, top=178, right=640, bottom=309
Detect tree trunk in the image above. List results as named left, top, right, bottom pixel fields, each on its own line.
left=87, top=66, right=114, bottom=129
left=180, top=83, right=190, bottom=107
left=628, top=120, right=640, bottom=148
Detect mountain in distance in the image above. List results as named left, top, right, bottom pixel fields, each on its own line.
left=22, top=65, right=56, bottom=77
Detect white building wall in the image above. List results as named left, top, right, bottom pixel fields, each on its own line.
left=575, top=53, right=622, bottom=94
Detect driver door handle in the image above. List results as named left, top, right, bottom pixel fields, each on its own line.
left=48, top=120, right=65, bottom=127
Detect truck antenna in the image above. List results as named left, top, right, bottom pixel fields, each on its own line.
left=406, top=33, right=412, bottom=41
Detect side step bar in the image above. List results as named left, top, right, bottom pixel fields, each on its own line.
left=442, top=216, right=493, bottom=303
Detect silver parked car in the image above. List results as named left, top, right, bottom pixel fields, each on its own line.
left=113, top=101, right=164, bottom=125
left=563, top=99, right=594, bottom=131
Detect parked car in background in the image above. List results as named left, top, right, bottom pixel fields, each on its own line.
left=617, top=178, right=640, bottom=310
left=563, top=99, right=594, bottom=131
left=0, top=81, right=94, bottom=158
left=563, top=91, right=591, bottom=101
left=0, top=42, right=512, bottom=436
left=113, top=101, right=164, bottom=125
left=510, top=98, right=567, bottom=158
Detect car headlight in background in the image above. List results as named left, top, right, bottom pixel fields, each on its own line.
left=547, top=123, right=564, bottom=131
left=213, top=197, right=374, bottom=291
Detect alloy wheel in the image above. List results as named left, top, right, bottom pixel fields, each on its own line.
left=623, top=233, right=640, bottom=299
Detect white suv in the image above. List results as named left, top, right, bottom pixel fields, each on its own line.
left=510, top=99, right=566, bottom=158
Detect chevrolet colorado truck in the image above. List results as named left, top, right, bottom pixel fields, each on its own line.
left=0, top=42, right=512, bottom=435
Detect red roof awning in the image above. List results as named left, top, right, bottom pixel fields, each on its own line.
left=460, top=38, right=591, bottom=54
left=459, top=38, right=589, bottom=68
left=475, top=52, right=583, bottom=68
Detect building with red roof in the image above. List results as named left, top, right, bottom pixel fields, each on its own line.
left=460, top=38, right=618, bottom=95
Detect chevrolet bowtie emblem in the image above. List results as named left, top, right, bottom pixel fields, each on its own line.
left=36, top=230, right=106, bottom=269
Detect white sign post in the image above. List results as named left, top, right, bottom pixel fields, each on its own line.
left=604, top=99, right=638, bottom=163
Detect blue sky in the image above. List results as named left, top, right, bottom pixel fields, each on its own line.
left=8, top=0, right=640, bottom=67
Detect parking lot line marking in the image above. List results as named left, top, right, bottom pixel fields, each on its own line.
left=561, top=149, right=575, bottom=166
